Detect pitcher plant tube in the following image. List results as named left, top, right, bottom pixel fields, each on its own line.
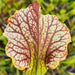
left=3, top=3, right=71, bottom=75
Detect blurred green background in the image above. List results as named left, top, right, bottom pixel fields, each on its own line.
left=0, top=0, right=75, bottom=75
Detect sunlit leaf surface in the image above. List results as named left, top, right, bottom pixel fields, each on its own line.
left=3, top=2, right=71, bottom=73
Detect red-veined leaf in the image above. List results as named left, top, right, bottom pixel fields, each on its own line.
left=3, top=3, right=71, bottom=72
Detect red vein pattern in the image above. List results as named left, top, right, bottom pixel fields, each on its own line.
left=3, top=3, right=71, bottom=70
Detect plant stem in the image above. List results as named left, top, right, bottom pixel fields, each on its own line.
left=23, top=71, right=26, bottom=75
left=32, top=0, right=37, bottom=3
left=16, top=69, right=20, bottom=75
left=51, top=70, right=55, bottom=75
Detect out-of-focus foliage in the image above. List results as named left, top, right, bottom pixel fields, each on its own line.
left=0, top=0, right=75, bottom=75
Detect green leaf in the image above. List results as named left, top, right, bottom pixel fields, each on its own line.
left=0, top=35, right=8, bottom=45
left=68, top=8, right=75, bottom=15
left=60, top=9, right=66, bottom=14
left=37, top=0, right=44, bottom=3
left=68, top=72, right=75, bottom=75
left=0, top=0, right=5, bottom=7
left=0, top=48, right=5, bottom=51
left=0, top=28, right=3, bottom=35
left=0, top=59, right=10, bottom=66
left=60, top=55, right=75, bottom=66
left=0, top=67, right=7, bottom=71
